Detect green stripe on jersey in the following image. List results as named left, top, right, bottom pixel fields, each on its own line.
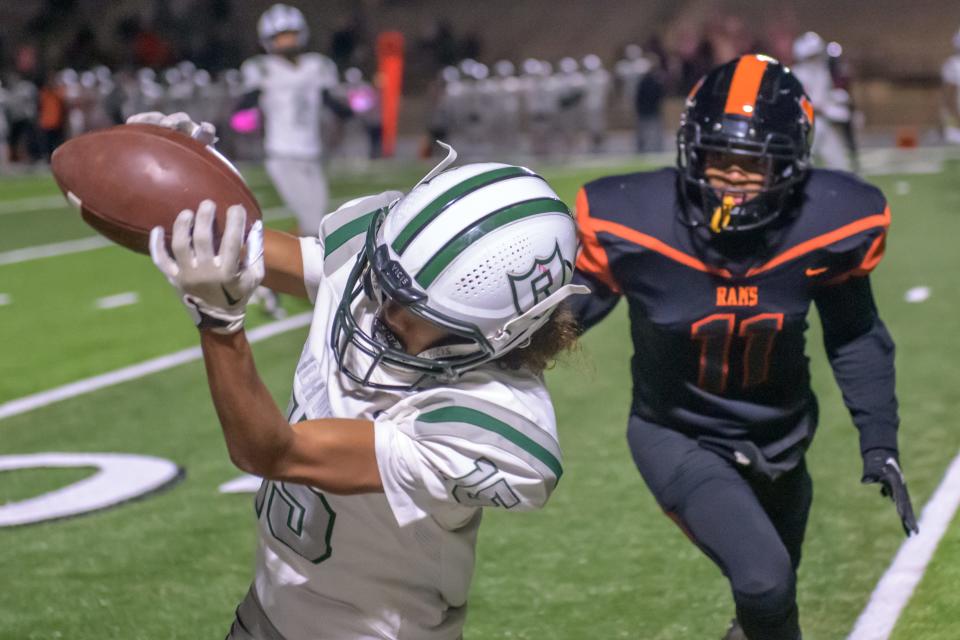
left=391, top=166, right=535, bottom=255
left=324, top=210, right=377, bottom=257
left=415, top=197, right=569, bottom=288
left=419, top=406, right=563, bottom=479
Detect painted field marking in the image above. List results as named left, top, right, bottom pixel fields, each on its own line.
left=0, top=236, right=112, bottom=265
left=904, top=286, right=931, bottom=304
left=0, top=293, right=10, bottom=305
left=95, top=292, right=140, bottom=309
left=0, top=195, right=68, bottom=216
left=848, top=450, right=960, bottom=639
left=0, top=205, right=293, bottom=267
left=0, top=311, right=311, bottom=421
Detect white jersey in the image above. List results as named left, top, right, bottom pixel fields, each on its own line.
left=251, top=205, right=563, bottom=639
left=241, top=52, right=339, bottom=159
left=791, top=59, right=850, bottom=123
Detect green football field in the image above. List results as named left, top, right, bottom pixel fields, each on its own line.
left=1, top=155, right=959, bottom=639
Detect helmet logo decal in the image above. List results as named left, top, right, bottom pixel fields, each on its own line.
left=508, top=242, right=571, bottom=315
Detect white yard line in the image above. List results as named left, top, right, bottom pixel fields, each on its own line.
left=95, top=292, right=140, bottom=309
left=0, top=195, right=69, bottom=216
left=848, top=450, right=960, bottom=640
left=0, top=311, right=311, bottom=421
left=0, top=206, right=292, bottom=267
left=0, top=236, right=113, bottom=265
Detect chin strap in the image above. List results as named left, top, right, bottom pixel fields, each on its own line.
left=710, top=194, right=736, bottom=233
left=490, top=283, right=591, bottom=352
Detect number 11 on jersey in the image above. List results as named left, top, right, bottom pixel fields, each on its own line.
left=691, top=313, right=784, bottom=394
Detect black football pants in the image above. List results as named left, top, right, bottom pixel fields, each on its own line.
left=627, top=415, right=812, bottom=640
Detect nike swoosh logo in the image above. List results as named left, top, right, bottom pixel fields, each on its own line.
left=221, top=285, right=241, bottom=305
left=805, top=267, right=828, bottom=277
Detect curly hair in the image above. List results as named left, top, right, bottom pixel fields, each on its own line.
left=495, top=303, right=580, bottom=375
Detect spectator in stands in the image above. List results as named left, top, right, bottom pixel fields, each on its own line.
left=37, top=69, right=66, bottom=160
left=634, top=55, right=665, bottom=153
left=5, top=71, right=41, bottom=163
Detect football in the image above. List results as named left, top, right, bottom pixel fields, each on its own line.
left=50, top=123, right=262, bottom=254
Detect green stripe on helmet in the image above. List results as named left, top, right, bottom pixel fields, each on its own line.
left=324, top=210, right=378, bottom=257
left=391, top=166, right=536, bottom=255
left=418, top=405, right=563, bottom=479
left=415, top=197, right=569, bottom=288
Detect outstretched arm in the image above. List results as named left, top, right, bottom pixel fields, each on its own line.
left=150, top=200, right=381, bottom=494
left=263, top=228, right=307, bottom=297
left=200, top=329, right=381, bottom=494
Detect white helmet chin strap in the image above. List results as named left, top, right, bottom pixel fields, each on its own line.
left=490, top=283, right=590, bottom=351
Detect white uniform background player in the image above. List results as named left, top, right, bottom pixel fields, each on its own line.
left=242, top=4, right=340, bottom=236
left=941, top=28, right=960, bottom=144
left=791, top=32, right=853, bottom=171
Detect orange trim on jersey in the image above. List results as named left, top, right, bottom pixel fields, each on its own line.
left=745, top=205, right=891, bottom=277
left=724, top=55, right=769, bottom=116
left=821, top=231, right=889, bottom=285
left=574, top=188, right=622, bottom=294
left=857, top=232, right=887, bottom=273
left=585, top=215, right=734, bottom=278
left=739, top=313, right=784, bottom=387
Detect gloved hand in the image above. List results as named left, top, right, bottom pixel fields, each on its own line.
left=150, top=200, right=263, bottom=334
left=126, top=111, right=218, bottom=146
left=862, top=447, right=919, bottom=537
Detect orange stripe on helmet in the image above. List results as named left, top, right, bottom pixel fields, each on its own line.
left=800, top=95, right=815, bottom=126
left=723, top=55, right=769, bottom=116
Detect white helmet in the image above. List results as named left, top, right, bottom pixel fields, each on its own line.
left=793, top=31, right=826, bottom=62
left=331, top=149, right=588, bottom=389
left=258, top=4, right=309, bottom=52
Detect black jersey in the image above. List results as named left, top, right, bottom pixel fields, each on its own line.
left=571, top=167, right=898, bottom=477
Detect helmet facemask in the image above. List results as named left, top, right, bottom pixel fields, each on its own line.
left=331, top=209, right=496, bottom=391
left=678, top=118, right=807, bottom=233
left=676, top=55, right=814, bottom=235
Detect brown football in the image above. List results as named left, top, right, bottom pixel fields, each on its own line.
left=51, top=123, right=262, bottom=254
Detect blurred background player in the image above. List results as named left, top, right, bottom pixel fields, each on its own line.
left=941, top=27, right=960, bottom=144
left=571, top=55, right=916, bottom=640
left=791, top=31, right=855, bottom=171
left=826, top=41, right=861, bottom=171
left=236, top=3, right=344, bottom=237
left=236, top=3, right=346, bottom=317
left=582, top=54, right=611, bottom=152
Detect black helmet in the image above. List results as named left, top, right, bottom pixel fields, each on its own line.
left=677, top=54, right=814, bottom=233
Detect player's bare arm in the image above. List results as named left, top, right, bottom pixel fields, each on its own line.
left=262, top=227, right=307, bottom=297
left=199, top=330, right=381, bottom=494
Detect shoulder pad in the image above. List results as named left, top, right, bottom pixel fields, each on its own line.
left=402, top=385, right=563, bottom=485
left=320, top=191, right=403, bottom=276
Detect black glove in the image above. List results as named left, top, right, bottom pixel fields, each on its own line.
left=861, top=447, right=919, bottom=537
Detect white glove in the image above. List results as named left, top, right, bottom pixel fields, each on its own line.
left=126, top=111, right=218, bottom=146
left=150, top=200, right=264, bottom=334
